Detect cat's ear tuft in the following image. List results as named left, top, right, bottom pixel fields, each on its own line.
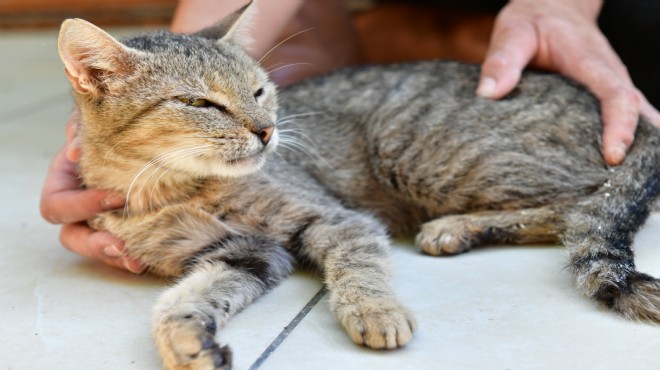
left=192, top=0, right=257, bottom=49
left=58, top=19, right=141, bottom=97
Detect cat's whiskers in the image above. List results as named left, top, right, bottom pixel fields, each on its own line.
left=102, top=136, right=131, bottom=168
left=266, top=63, right=313, bottom=74
left=147, top=147, right=213, bottom=212
left=277, top=111, right=322, bottom=122
left=257, top=27, right=315, bottom=65
left=277, top=134, right=330, bottom=169
left=264, top=62, right=285, bottom=70
left=103, top=136, right=218, bottom=171
left=135, top=144, right=214, bottom=201
left=124, top=144, right=213, bottom=216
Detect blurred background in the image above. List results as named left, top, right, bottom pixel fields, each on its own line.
left=0, top=0, right=176, bottom=29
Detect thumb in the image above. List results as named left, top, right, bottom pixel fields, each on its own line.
left=65, top=112, right=82, bottom=162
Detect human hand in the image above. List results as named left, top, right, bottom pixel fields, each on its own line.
left=40, top=117, right=145, bottom=273
left=477, top=0, right=660, bottom=166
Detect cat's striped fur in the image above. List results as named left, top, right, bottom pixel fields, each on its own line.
left=58, top=3, right=660, bottom=370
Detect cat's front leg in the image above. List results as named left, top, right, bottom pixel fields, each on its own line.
left=294, top=211, right=416, bottom=349
left=154, top=236, right=293, bottom=370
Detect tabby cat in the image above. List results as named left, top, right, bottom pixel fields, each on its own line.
left=57, top=2, right=660, bottom=370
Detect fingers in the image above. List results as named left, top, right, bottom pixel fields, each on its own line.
left=480, top=1, right=659, bottom=166
left=639, top=93, right=660, bottom=128
left=599, top=86, right=639, bottom=166
left=477, top=16, right=537, bottom=99
left=41, top=146, right=141, bottom=273
left=564, top=52, right=641, bottom=166
left=60, top=223, right=146, bottom=273
left=65, top=113, right=82, bottom=162
left=40, top=147, right=125, bottom=224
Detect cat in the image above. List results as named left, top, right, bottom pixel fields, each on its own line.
left=57, top=2, right=660, bottom=370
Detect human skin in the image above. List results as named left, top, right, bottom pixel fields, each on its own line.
left=477, top=0, right=660, bottom=166
left=41, top=0, right=660, bottom=272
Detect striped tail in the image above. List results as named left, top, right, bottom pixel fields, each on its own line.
left=563, top=120, right=660, bottom=321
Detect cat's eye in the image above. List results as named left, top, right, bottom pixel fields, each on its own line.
left=254, top=88, right=264, bottom=99
left=176, top=96, right=230, bottom=113
left=178, top=97, right=211, bottom=108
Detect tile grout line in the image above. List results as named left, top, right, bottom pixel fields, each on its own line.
left=248, top=287, right=328, bottom=370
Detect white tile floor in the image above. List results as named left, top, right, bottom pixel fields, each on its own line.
left=2, top=28, right=660, bottom=370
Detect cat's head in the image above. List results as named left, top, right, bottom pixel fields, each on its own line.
left=57, top=1, right=278, bottom=185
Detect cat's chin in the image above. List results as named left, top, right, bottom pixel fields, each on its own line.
left=215, top=155, right=268, bottom=178
left=182, top=152, right=266, bottom=179
left=211, top=138, right=278, bottom=178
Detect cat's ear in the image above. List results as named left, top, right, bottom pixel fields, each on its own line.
left=192, top=0, right=257, bottom=49
left=58, top=19, right=141, bottom=96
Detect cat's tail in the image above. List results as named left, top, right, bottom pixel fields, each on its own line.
left=563, top=120, right=660, bottom=321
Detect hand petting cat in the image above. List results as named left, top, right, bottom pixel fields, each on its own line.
left=477, top=0, right=660, bottom=165
left=40, top=116, right=146, bottom=273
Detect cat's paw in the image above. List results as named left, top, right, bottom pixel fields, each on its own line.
left=333, top=297, right=416, bottom=349
left=155, top=311, right=231, bottom=370
left=415, top=217, right=476, bottom=256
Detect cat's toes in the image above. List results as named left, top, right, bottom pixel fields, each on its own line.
left=334, top=297, right=416, bottom=350
left=415, top=218, right=475, bottom=256
left=155, top=311, right=231, bottom=370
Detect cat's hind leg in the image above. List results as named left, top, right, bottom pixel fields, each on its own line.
left=153, top=236, right=293, bottom=370
left=416, top=206, right=564, bottom=256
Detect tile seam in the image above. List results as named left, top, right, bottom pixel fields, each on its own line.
left=248, top=286, right=327, bottom=370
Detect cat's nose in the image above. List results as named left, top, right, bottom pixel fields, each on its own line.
left=255, top=125, right=274, bottom=145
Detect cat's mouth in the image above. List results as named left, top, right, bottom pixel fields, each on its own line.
left=208, top=145, right=275, bottom=178
left=202, top=132, right=278, bottom=177
left=226, top=151, right=265, bottom=166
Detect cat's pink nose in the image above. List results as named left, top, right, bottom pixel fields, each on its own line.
left=256, top=126, right=274, bottom=145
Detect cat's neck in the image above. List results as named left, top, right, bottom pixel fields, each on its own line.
left=81, top=151, right=211, bottom=214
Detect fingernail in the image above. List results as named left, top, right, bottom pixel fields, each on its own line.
left=477, top=76, right=497, bottom=98
left=103, top=244, right=123, bottom=258
left=610, top=143, right=628, bottom=165
left=102, top=194, right=125, bottom=210
left=65, top=145, right=81, bottom=162
left=124, top=259, right=146, bottom=274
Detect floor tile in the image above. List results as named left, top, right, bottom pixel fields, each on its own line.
left=263, top=219, right=660, bottom=370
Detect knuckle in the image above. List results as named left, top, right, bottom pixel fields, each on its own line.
left=483, top=52, right=510, bottom=72
left=491, top=54, right=509, bottom=69
left=536, top=16, right=571, bottom=34
left=619, top=131, right=635, bottom=146
left=619, top=87, right=640, bottom=106
left=40, top=202, right=60, bottom=224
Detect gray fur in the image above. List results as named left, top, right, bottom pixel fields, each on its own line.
left=58, top=12, right=660, bottom=370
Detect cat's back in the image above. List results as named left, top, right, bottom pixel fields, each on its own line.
left=278, top=60, right=604, bottom=163
left=276, top=61, right=613, bottom=225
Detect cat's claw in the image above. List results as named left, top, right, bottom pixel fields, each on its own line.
left=155, top=311, right=231, bottom=370
left=333, top=297, right=416, bottom=350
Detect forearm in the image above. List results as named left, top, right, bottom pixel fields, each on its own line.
left=509, top=0, right=602, bottom=20
left=171, top=0, right=304, bottom=58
